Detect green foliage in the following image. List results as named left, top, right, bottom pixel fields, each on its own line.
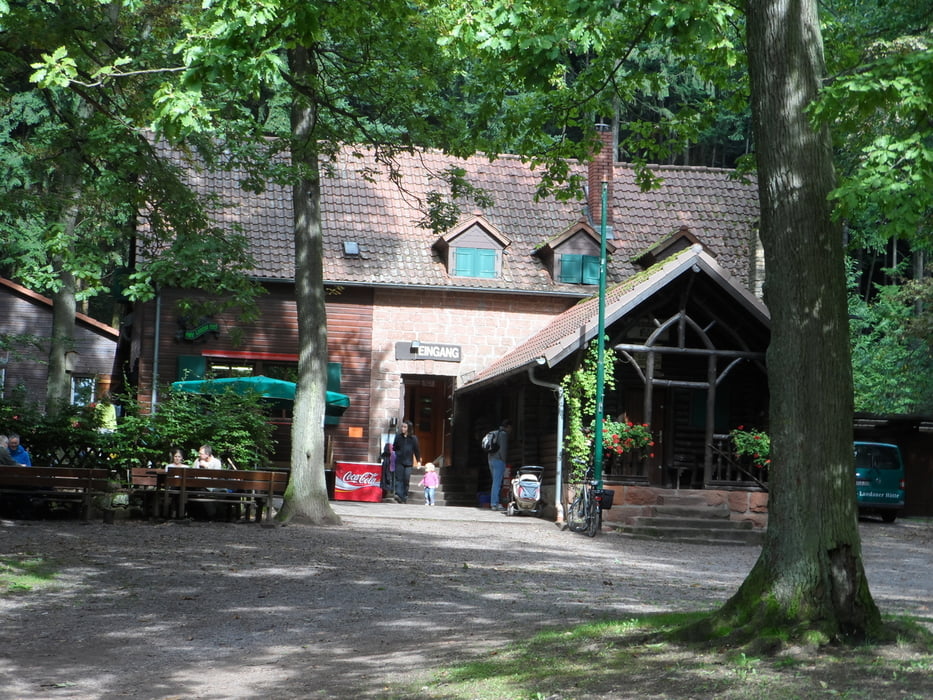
left=0, top=394, right=108, bottom=466
left=0, top=0, right=263, bottom=324
left=561, top=337, right=619, bottom=478
left=602, top=419, right=654, bottom=455
left=0, top=386, right=275, bottom=470
left=436, top=0, right=748, bottom=193
left=112, top=388, right=276, bottom=469
left=849, top=262, right=933, bottom=414
left=0, top=384, right=44, bottom=436
left=814, top=18, right=933, bottom=249
left=729, top=426, right=771, bottom=469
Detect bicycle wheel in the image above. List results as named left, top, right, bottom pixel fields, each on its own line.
left=585, top=493, right=601, bottom=537
left=566, top=492, right=586, bottom=532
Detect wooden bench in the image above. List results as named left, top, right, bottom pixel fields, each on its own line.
left=128, top=467, right=166, bottom=519
left=160, top=467, right=289, bottom=523
left=0, top=466, right=115, bottom=520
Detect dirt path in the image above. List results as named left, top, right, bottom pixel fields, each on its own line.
left=0, top=505, right=930, bottom=699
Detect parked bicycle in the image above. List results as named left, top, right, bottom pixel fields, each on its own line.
left=565, top=458, right=610, bottom=537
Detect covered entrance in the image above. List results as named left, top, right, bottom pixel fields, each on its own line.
left=453, top=245, right=773, bottom=511
left=613, top=305, right=768, bottom=488
left=402, top=375, right=454, bottom=466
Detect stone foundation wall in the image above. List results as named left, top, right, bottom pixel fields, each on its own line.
left=599, top=484, right=770, bottom=529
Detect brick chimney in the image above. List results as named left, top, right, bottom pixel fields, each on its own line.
left=587, top=123, right=614, bottom=230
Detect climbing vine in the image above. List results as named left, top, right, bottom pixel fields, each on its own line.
left=560, top=337, right=618, bottom=480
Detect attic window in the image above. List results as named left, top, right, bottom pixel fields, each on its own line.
left=343, top=241, right=361, bottom=257
left=535, top=224, right=604, bottom=284
left=434, top=217, right=508, bottom=279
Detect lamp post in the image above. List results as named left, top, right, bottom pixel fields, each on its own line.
left=593, top=180, right=609, bottom=488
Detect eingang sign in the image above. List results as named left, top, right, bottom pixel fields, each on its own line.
left=395, top=341, right=461, bottom=363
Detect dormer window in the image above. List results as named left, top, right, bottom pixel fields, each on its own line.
left=534, top=219, right=609, bottom=285
left=633, top=226, right=705, bottom=269
left=433, top=214, right=509, bottom=279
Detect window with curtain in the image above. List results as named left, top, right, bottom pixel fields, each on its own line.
left=70, top=376, right=97, bottom=406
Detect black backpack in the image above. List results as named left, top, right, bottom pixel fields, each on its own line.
left=481, top=429, right=500, bottom=453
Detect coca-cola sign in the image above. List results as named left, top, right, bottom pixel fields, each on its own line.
left=334, top=462, right=383, bottom=502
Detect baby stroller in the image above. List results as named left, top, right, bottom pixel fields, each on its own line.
left=506, top=465, right=544, bottom=517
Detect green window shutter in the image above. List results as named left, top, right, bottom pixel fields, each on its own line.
left=476, top=248, right=497, bottom=278
left=177, top=355, right=206, bottom=381
left=560, top=254, right=583, bottom=283
left=454, top=247, right=498, bottom=278
left=581, top=255, right=600, bottom=284
left=327, top=362, right=342, bottom=393
left=453, top=248, right=475, bottom=276
left=560, top=254, right=600, bottom=284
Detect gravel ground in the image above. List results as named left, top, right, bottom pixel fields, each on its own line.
left=0, top=504, right=930, bottom=699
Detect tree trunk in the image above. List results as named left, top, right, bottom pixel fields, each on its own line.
left=276, top=46, right=340, bottom=525
left=46, top=268, right=77, bottom=415
left=697, top=0, right=880, bottom=642
left=46, top=167, right=82, bottom=415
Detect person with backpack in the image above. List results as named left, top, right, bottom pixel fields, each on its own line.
left=486, top=419, right=511, bottom=511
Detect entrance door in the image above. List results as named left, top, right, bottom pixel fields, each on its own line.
left=403, top=376, right=453, bottom=465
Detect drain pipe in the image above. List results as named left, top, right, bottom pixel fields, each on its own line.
left=528, top=360, right=565, bottom=523
left=151, top=289, right=161, bottom=413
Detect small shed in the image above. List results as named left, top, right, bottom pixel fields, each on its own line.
left=0, top=277, right=119, bottom=405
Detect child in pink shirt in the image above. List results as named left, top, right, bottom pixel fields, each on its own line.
left=418, top=462, right=440, bottom=506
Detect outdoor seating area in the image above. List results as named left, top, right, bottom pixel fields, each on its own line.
left=0, top=465, right=115, bottom=520
left=132, top=466, right=289, bottom=522
left=0, top=465, right=289, bottom=523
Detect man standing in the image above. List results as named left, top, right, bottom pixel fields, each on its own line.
left=392, top=420, right=420, bottom=504
left=488, top=419, right=511, bottom=511
left=7, top=434, right=31, bottom=466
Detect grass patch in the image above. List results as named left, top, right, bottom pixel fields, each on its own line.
left=0, top=554, right=58, bottom=594
left=395, top=612, right=933, bottom=699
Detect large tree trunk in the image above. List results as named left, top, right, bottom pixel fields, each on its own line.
left=46, top=168, right=82, bottom=415
left=693, top=0, right=880, bottom=643
left=276, top=46, right=340, bottom=525
left=46, top=267, right=77, bottom=415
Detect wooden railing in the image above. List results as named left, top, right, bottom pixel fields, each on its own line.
left=709, top=434, right=769, bottom=490
left=597, top=438, right=769, bottom=491
left=602, top=449, right=650, bottom=481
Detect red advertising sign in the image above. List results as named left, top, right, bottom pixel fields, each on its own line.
left=334, top=462, right=383, bottom=502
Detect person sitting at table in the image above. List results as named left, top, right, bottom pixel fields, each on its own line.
left=193, top=444, right=222, bottom=469
left=0, top=435, right=17, bottom=466
left=7, top=434, right=32, bottom=466
left=164, top=447, right=188, bottom=470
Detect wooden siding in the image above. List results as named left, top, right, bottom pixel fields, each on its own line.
left=325, top=287, right=374, bottom=463
left=555, top=232, right=600, bottom=256
left=135, top=284, right=374, bottom=464
left=451, top=223, right=501, bottom=249
left=0, top=282, right=118, bottom=404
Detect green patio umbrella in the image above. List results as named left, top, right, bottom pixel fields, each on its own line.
left=170, top=375, right=350, bottom=424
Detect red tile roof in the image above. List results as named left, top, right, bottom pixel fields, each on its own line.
left=173, top=145, right=758, bottom=296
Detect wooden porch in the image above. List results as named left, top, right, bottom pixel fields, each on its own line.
left=601, top=435, right=769, bottom=493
